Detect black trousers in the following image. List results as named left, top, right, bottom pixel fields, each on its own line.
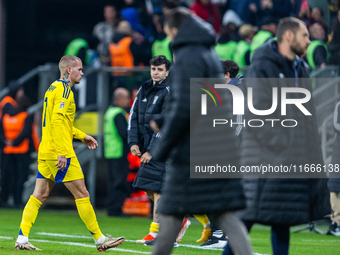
left=223, top=220, right=290, bottom=255
left=0, top=153, right=31, bottom=207
left=208, top=214, right=220, bottom=232
left=107, top=157, right=130, bottom=216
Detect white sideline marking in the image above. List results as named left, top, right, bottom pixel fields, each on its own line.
left=178, top=243, right=223, bottom=250
left=302, top=239, right=340, bottom=242
left=37, top=232, right=223, bottom=250
left=36, top=232, right=269, bottom=254
left=30, top=239, right=150, bottom=254
left=1, top=235, right=269, bottom=255
left=0, top=236, right=148, bottom=254
left=36, top=232, right=92, bottom=239
left=0, top=236, right=13, bottom=239
left=37, top=232, right=135, bottom=242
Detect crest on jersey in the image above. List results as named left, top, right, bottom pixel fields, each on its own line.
left=59, top=101, right=65, bottom=109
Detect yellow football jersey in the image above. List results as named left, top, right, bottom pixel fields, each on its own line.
left=38, top=79, right=86, bottom=160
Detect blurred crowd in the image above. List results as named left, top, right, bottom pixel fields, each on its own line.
left=66, top=0, right=340, bottom=70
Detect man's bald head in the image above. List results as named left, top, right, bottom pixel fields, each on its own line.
left=114, top=87, right=130, bottom=109
left=59, top=55, right=81, bottom=73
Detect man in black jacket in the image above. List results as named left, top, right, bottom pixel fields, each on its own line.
left=200, top=60, right=244, bottom=248
left=128, top=55, right=171, bottom=243
left=150, top=8, right=252, bottom=255
left=224, top=17, right=330, bottom=255
left=327, top=101, right=340, bottom=236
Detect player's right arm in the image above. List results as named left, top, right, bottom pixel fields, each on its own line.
left=49, top=86, right=71, bottom=170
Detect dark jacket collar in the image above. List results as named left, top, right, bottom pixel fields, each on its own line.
left=143, top=77, right=169, bottom=91
left=252, top=38, right=309, bottom=77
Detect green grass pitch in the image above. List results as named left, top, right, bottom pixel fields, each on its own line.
left=0, top=208, right=339, bottom=254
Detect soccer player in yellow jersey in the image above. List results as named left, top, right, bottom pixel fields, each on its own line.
left=15, top=55, right=125, bottom=251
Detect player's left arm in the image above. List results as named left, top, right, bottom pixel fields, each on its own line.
left=82, top=134, right=98, bottom=149
left=72, top=126, right=86, bottom=141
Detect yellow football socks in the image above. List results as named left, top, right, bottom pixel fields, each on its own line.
left=194, top=214, right=210, bottom=227
left=75, top=197, right=103, bottom=240
left=19, top=195, right=42, bottom=237
left=149, top=222, right=159, bottom=236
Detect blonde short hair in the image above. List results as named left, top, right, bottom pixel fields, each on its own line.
left=58, top=55, right=81, bottom=72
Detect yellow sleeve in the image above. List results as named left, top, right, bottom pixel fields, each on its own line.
left=73, top=127, right=86, bottom=141
left=50, top=88, right=71, bottom=156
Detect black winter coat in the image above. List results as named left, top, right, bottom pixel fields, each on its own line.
left=128, top=78, right=170, bottom=153
left=128, top=78, right=170, bottom=192
left=329, top=101, right=340, bottom=193
left=239, top=39, right=330, bottom=226
left=152, top=16, right=246, bottom=215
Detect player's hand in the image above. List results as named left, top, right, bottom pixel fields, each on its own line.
left=131, top=145, right=142, bottom=157
left=150, top=120, right=160, bottom=133
left=56, top=155, right=67, bottom=170
left=82, top=135, right=98, bottom=149
left=141, top=152, right=152, bottom=164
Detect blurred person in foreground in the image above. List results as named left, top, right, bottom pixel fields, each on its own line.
left=196, top=59, right=244, bottom=249
left=327, top=101, right=340, bottom=236
left=223, top=17, right=330, bottom=255
left=104, top=88, right=131, bottom=217
left=150, top=8, right=252, bottom=255
left=14, top=55, right=125, bottom=251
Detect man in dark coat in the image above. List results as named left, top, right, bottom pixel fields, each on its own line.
left=150, top=8, right=252, bottom=255
left=128, top=55, right=171, bottom=243
left=224, top=17, right=330, bottom=255
left=199, top=60, right=245, bottom=248
left=327, top=101, right=340, bottom=236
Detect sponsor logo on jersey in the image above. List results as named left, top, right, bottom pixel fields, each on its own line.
left=48, top=85, right=57, bottom=92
